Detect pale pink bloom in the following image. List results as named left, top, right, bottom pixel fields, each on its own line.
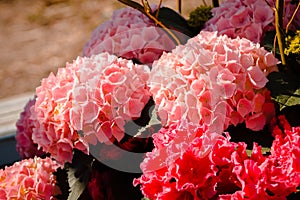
left=204, top=0, right=300, bottom=43
left=32, top=52, right=150, bottom=163
left=0, top=157, right=59, bottom=200
left=149, top=31, right=278, bottom=132
left=247, top=65, right=268, bottom=88
left=83, top=7, right=176, bottom=64
left=33, top=58, right=89, bottom=164
left=70, top=53, right=151, bottom=145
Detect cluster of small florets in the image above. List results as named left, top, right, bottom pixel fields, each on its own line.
left=22, top=53, right=150, bottom=164
left=149, top=31, right=278, bottom=134
left=134, top=116, right=300, bottom=199
left=12, top=3, right=300, bottom=200
left=203, top=0, right=300, bottom=43
left=32, top=55, right=88, bottom=164
left=83, top=6, right=176, bottom=64
left=69, top=53, right=151, bottom=145
left=0, top=157, right=59, bottom=200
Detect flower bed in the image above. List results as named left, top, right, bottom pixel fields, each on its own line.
left=1, top=0, right=300, bottom=199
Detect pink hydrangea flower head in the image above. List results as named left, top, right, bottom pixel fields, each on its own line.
left=204, top=0, right=300, bottom=43
left=0, top=157, right=59, bottom=200
left=83, top=6, right=176, bottom=64
left=136, top=116, right=300, bottom=199
left=69, top=53, right=151, bottom=145
left=33, top=52, right=150, bottom=164
left=266, top=115, right=300, bottom=196
left=134, top=121, right=220, bottom=199
left=216, top=117, right=300, bottom=199
left=149, top=31, right=278, bottom=132
left=33, top=58, right=89, bottom=164
left=15, top=97, right=45, bottom=159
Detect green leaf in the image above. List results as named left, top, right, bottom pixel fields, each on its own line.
left=261, top=147, right=271, bottom=154
left=266, top=71, right=300, bottom=111
left=117, top=0, right=145, bottom=15
left=53, top=168, right=69, bottom=200
left=67, top=166, right=87, bottom=200
left=271, top=91, right=300, bottom=111
left=134, top=102, right=161, bottom=137
left=277, top=88, right=300, bottom=110
left=67, top=150, right=94, bottom=200
left=155, top=7, right=198, bottom=43
left=246, top=147, right=271, bottom=157
left=263, top=31, right=280, bottom=54
left=246, top=149, right=252, bottom=157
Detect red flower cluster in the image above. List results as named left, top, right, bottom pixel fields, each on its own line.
left=134, top=116, right=300, bottom=199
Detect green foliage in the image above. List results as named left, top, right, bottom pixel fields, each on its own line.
left=246, top=147, right=271, bottom=157
left=117, top=0, right=198, bottom=45
left=277, top=88, right=300, bottom=110
left=54, top=168, right=69, bottom=200
left=67, top=167, right=87, bottom=200
left=263, top=31, right=279, bottom=54
left=66, top=150, right=94, bottom=200
left=154, top=7, right=198, bottom=43
left=267, top=71, right=300, bottom=111
left=188, top=5, right=213, bottom=30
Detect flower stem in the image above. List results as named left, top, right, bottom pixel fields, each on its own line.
left=142, top=0, right=181, bottom=45
left=275, top=0, right=286, bottom=65
left=177, top=0, right=182, bottom=14
left=285, top=2, right=300, bottom=33
left=155, top=0, right=162, bottom=18
left=117, top=0, right=181, bottom=45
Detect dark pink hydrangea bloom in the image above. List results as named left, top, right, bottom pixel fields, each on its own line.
left=15, top=97, right=45, bottom=159
left=0, top=157, right=59, bottom=200
left=135, top=116, right=300, bottom=199
left=203, top=0, right=300, bottom=43
left=83, top=7, right=176, bottom=64
left=149, top=31, right=278, bottom=133
left=266, top=116, right=300, bottom=197
left=134, top=121, right=220, bottom=199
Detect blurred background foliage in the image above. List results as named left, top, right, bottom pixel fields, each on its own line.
left=0, top=0, right=202, bottom=99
